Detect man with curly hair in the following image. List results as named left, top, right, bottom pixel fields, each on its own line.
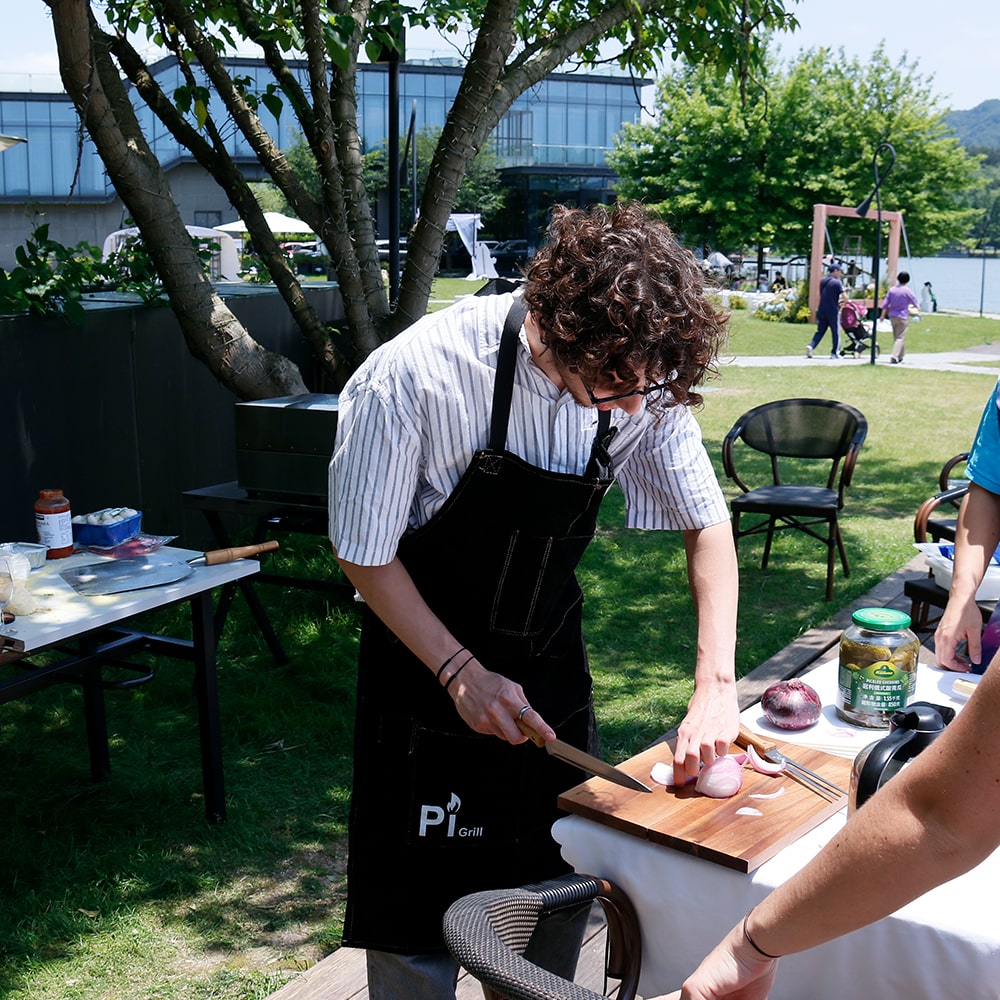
left=329, top=201, right=739, bottom=999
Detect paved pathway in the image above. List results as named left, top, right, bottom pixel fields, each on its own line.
left=724, top=340, right=1000, bottom=375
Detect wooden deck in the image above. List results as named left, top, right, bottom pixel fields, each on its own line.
left=268, top=556, right=931, bottom=1000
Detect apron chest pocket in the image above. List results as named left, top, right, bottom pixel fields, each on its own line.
left=489, top=530, right=591, bottom=637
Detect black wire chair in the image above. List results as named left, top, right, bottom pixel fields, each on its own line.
left=723, top=397, right=868, bottom=601
left=443, top=872, right=642, bottom=1000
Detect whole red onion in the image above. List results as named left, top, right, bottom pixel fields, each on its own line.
left=761, top=679, right=822, bottom=730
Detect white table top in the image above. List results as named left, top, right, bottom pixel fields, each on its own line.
left=553, top=657, right=1000, bottom=999
left=1, top=546, right=260, bottom=655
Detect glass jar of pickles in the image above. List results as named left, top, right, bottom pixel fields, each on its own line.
left=837, top=608, right=919, bottom=728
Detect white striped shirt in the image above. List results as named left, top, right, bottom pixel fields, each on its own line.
left=329, top=293, right=728, bottom=566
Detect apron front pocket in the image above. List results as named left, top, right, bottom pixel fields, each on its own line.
left=405, top=725, right=526, bottom=851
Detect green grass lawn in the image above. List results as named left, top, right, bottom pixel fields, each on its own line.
left=1, top=305, right=998, bottom=999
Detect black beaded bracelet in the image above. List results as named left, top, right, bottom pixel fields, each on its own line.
left=743, top=908, right=781, bottom=960
left=436, top=647, right=467, bottom=682
left=443, top=654, right=475, bottom=693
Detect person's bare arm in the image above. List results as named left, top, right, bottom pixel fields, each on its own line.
left=936, top=484, right=1000, bottom=669
left=657, top=660, right=1000, bottom=1000
left=336, top=554, right=554, bottom=744
left=671, top=521, right=740, bottom=784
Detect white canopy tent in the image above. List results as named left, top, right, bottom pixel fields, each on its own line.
left=216, top=211, right=314, bottom=236
left=101, top=226, right=240, bottom=281
left=445, top=213, right=497, bottom=280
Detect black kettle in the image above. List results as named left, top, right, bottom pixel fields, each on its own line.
left=848, top=701, right=956, bottom=813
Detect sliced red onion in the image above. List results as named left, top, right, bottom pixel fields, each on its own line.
left=695, top=755, right=744, bottom=798
left=649, top=761, right=697, bottom=788
left=749, top=786, right=787, bottom=800
left=735, top=806, right=763, bottom=816
left=746, top=744, right=786, bottom=776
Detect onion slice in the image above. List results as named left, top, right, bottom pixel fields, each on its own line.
left=735, top=806, right=763, bottom=817
left=746, top=744, right=786, bottom=776
left=749, top=786, right=787, bottom=800
left=649, top=761, right=696, bottom=788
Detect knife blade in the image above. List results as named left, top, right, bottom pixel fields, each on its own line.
left=517, top=721, right=652, bottom=793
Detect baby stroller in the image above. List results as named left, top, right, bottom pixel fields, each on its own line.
left=840, top=300, right=879, bottom=358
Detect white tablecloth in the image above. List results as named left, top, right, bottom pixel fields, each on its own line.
left=553, top=659, right=1000, bottom=999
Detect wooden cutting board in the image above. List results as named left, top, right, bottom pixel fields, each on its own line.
left=558, top=738, right=854, bottom=873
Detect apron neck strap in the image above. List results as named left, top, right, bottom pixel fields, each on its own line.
left=489, top=297, right=615, bottom=478
left=488, top=297, right=529, bottom=452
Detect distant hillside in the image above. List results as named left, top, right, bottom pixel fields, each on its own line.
left=947, top=100, right=1000, bottom=149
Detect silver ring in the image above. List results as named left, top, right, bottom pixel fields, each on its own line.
left=517, top=705, right=532, bottom=721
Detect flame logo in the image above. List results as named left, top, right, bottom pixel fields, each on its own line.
left=447, top=792, right=461, bottom=813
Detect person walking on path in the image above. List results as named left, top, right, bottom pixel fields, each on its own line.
left=329, top=202, right=740, bottom=1000
left=881, top=271, right=920, bottom=364
left=806, top=263, right=844, bottom=359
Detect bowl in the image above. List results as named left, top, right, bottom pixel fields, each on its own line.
left=0, top=541, right=48, bottom=570
left=71, top=509, right=143, bottom=548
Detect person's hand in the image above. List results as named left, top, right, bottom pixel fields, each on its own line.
left=671, top=677, right=739, bottom=785
left=446, top=659, right=556, bottom=745
left=651, top=922, right=778, bottom=1000
left=935, top=599, right=984, bottom=671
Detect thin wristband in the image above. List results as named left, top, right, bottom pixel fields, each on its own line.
left=443, top=654, right=476, bottom=693
left=743, top=908, right=781, bottom=960
left=436, top=647, right=467, bottom=682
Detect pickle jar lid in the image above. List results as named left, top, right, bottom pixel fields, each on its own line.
left=851, top=607, right=912, bottom=631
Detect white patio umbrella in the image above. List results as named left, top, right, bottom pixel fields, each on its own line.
left=216, top=211, right=314, bottom=235
left=0, top=134, right=27, bottom=152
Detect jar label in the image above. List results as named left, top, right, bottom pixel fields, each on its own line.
left=36, top=511, right=73, bottom=549
left=838, top=659, right=915, bottom=715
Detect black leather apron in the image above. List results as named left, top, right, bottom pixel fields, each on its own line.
left=342, top=299, right=618, bottom=953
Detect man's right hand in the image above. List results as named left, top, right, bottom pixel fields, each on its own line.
left=447, top=659, right=557, bottom=745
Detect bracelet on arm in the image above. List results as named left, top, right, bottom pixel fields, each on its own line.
left=743, top=908, right=781, bottom=960
left=443, top=654, right=476, bottom=693
left=436, top=647, right=467, bottom=682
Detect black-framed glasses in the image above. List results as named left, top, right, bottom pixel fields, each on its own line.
left=584, top=379, right=671, bottom=405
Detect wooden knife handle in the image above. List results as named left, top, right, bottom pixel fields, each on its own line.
left=202, top=540, right=280, bottom=565
left=735, top=723, right=775, bottom=756
left=516, top=719, right=546, bottom=747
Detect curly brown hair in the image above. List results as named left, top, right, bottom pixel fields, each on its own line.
left=522, top=202, right=729, bottom=409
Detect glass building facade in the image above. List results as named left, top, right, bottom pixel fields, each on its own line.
left=0, top=56, right=645, bottom=241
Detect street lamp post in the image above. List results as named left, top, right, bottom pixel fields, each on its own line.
left=855, top=142, right=897, bottom=366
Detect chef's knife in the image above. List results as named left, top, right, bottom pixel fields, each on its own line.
left=517, top=721, right=652, bottom=793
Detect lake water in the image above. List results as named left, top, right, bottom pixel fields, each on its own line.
left=772, top=254, right=1000, bottom=315
left=897, top=256, right=1000, bottom=316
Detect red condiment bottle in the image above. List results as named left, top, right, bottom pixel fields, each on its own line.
left=34, top=488, right=74, bottom=559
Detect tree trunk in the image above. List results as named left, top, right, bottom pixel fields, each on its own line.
left=46, top=0, right=309, bottom=401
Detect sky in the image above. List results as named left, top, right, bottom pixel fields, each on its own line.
left=2, top=0, right=998, bottom=111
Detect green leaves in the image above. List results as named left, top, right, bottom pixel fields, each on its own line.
left=0, top=223, right=108, bottom=324
left=173, top=84, right=212, bottom=128
left=611, top=41, right=981, bottom=258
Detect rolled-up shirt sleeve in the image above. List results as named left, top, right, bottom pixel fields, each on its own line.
left=615, top=406, right=729, bottom=531
left=330, top=373, right=423, bottom=567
